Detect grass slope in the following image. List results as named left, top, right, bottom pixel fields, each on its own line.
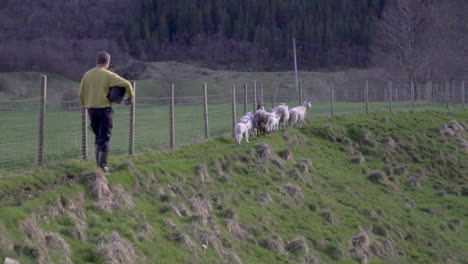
left=0, top=111, right=467, bottom=264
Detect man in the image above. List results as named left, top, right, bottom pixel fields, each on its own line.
left=79, top=51, right=134, bottom=172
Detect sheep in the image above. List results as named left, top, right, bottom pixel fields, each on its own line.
left=274, top=103, right=290, bottom=129
left=240, top=112, right=254, bottom=136
left=234, top=113, right=254, bottom=145
left=288, top=100, right=312, bottom=128
left=266, top=109, right=280, bottom=133
left=234, top=122, right=250, bottom=145
left=253, top=104, right=269, bottom=136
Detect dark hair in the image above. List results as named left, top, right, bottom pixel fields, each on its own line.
left=96, top=51, right=111, bottom=65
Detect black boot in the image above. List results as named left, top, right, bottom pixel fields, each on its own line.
left=98, top=151, right=111, bottom=173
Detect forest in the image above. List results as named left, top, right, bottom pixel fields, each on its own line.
left=0, top=0, right=464, bottom=83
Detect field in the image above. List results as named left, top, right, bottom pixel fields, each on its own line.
left=0, top=111, right=466, bottom=263
left=1, top=97, right=464, bottom=173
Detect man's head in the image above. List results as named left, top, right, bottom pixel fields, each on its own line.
left=96, top=51, right=111, bottom=69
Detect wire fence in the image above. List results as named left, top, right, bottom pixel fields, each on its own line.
left=0, top=76, right=466, bottom=174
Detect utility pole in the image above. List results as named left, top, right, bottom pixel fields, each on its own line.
left=293, top=37, right=299, bottom=96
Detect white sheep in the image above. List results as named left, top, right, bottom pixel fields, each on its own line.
left=240, top=112, right=254, bottom=136
left=274, top=103, right=290, bottom=129
left=266, top=109, right=280, bottom=133
left=234, top=113, right=254, bottom=145
left=288, top=100, right=312, bottom=128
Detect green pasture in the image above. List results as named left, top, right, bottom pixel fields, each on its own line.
left=0, top=99, right=464, bottom=173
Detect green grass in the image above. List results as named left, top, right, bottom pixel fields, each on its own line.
left=0, top=111, right=467, bottom=263
left=1, top=99, right=465, bottom=173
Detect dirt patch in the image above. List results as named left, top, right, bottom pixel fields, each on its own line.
left=285, top=236, right=309, bottom=255
left=260, top=234, right=287, bottom=255
left=97, top=232, right=138, bottom=264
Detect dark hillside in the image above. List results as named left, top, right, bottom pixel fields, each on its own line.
left=0, top=0, right=385, bottom=79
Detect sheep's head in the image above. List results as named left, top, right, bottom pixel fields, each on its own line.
left=303, top=100, right=312, bottom=108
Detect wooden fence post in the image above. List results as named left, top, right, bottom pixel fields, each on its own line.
left=260, top=83, right=264, bottom=105
left=170, top=84, right=175, bottom=148
left=243, top=83, right=248, bottom=114
left=330, top=82, right=334, bottom=117
left=446, top=80, right=450, bottom=110
left=428, top=81, right=432, bottom=109
left=81, top=107, right=88, bottom=160
left=272, top=87, right=278, bottom=109
left=365, top=80, right=369, bottom=114
left=129, top=81, right=136, bottom=155
left=203, top=83, right=209, bottom=139
left=299, top=82, right=303, bottom=105
left=411, top=80, right=415, bottom=110
left=253, top=80, right=257, bottom=111
left=232, top=85, right=236, bottom=132
left=388, top=80, right=393, bottom=112
left=38, top=75, right=47, bottom=165
left=462, top=80, right=465, bottom=110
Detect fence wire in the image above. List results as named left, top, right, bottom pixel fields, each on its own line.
left=0, top=78, right=466, bottom=174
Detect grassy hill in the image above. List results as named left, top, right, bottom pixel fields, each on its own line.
left=0, top=111, right=467, bottom=264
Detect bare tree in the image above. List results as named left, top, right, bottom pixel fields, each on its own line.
left=372, top=0, right=429, bottom=98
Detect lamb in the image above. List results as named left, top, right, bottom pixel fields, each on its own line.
left=240, top=112, right=254, bottom=136
left=234, top=113, right=254, bottom=145
left=274, top=103, right=290, bottom=129
left=253, top=104, right=269, bottom=136
left=288, top=100, right=312, bottom=128
left=266, top=109, right=280, bottom=133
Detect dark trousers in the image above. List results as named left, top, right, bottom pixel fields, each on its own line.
left=88, top=107, right=113, bottom=152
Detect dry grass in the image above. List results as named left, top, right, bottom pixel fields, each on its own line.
left=260, top=234, right=287, bottom=255
left=45, top=232, right=71, bottom=255
left=194, top=164, right=211, bottom=185
left=258, top=192, right=273, bottom=207
left=191, top=224, right=224, bottom=255
left=278, top=183, right=304, bottom=199
left=256, top=144, right=272, bottom=159
left=88, top=170, right=112, bottom=201
left=349, top=232, right=372, bottom=264
left=187, top=197, right=213, bottom=224
left=285, top=236, right=309, bottom=255
left=225, top=219, right=253, bottom=242
left=224, top=252, right=243, bottom=264
left=97, top=232, right=138, bottom=264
